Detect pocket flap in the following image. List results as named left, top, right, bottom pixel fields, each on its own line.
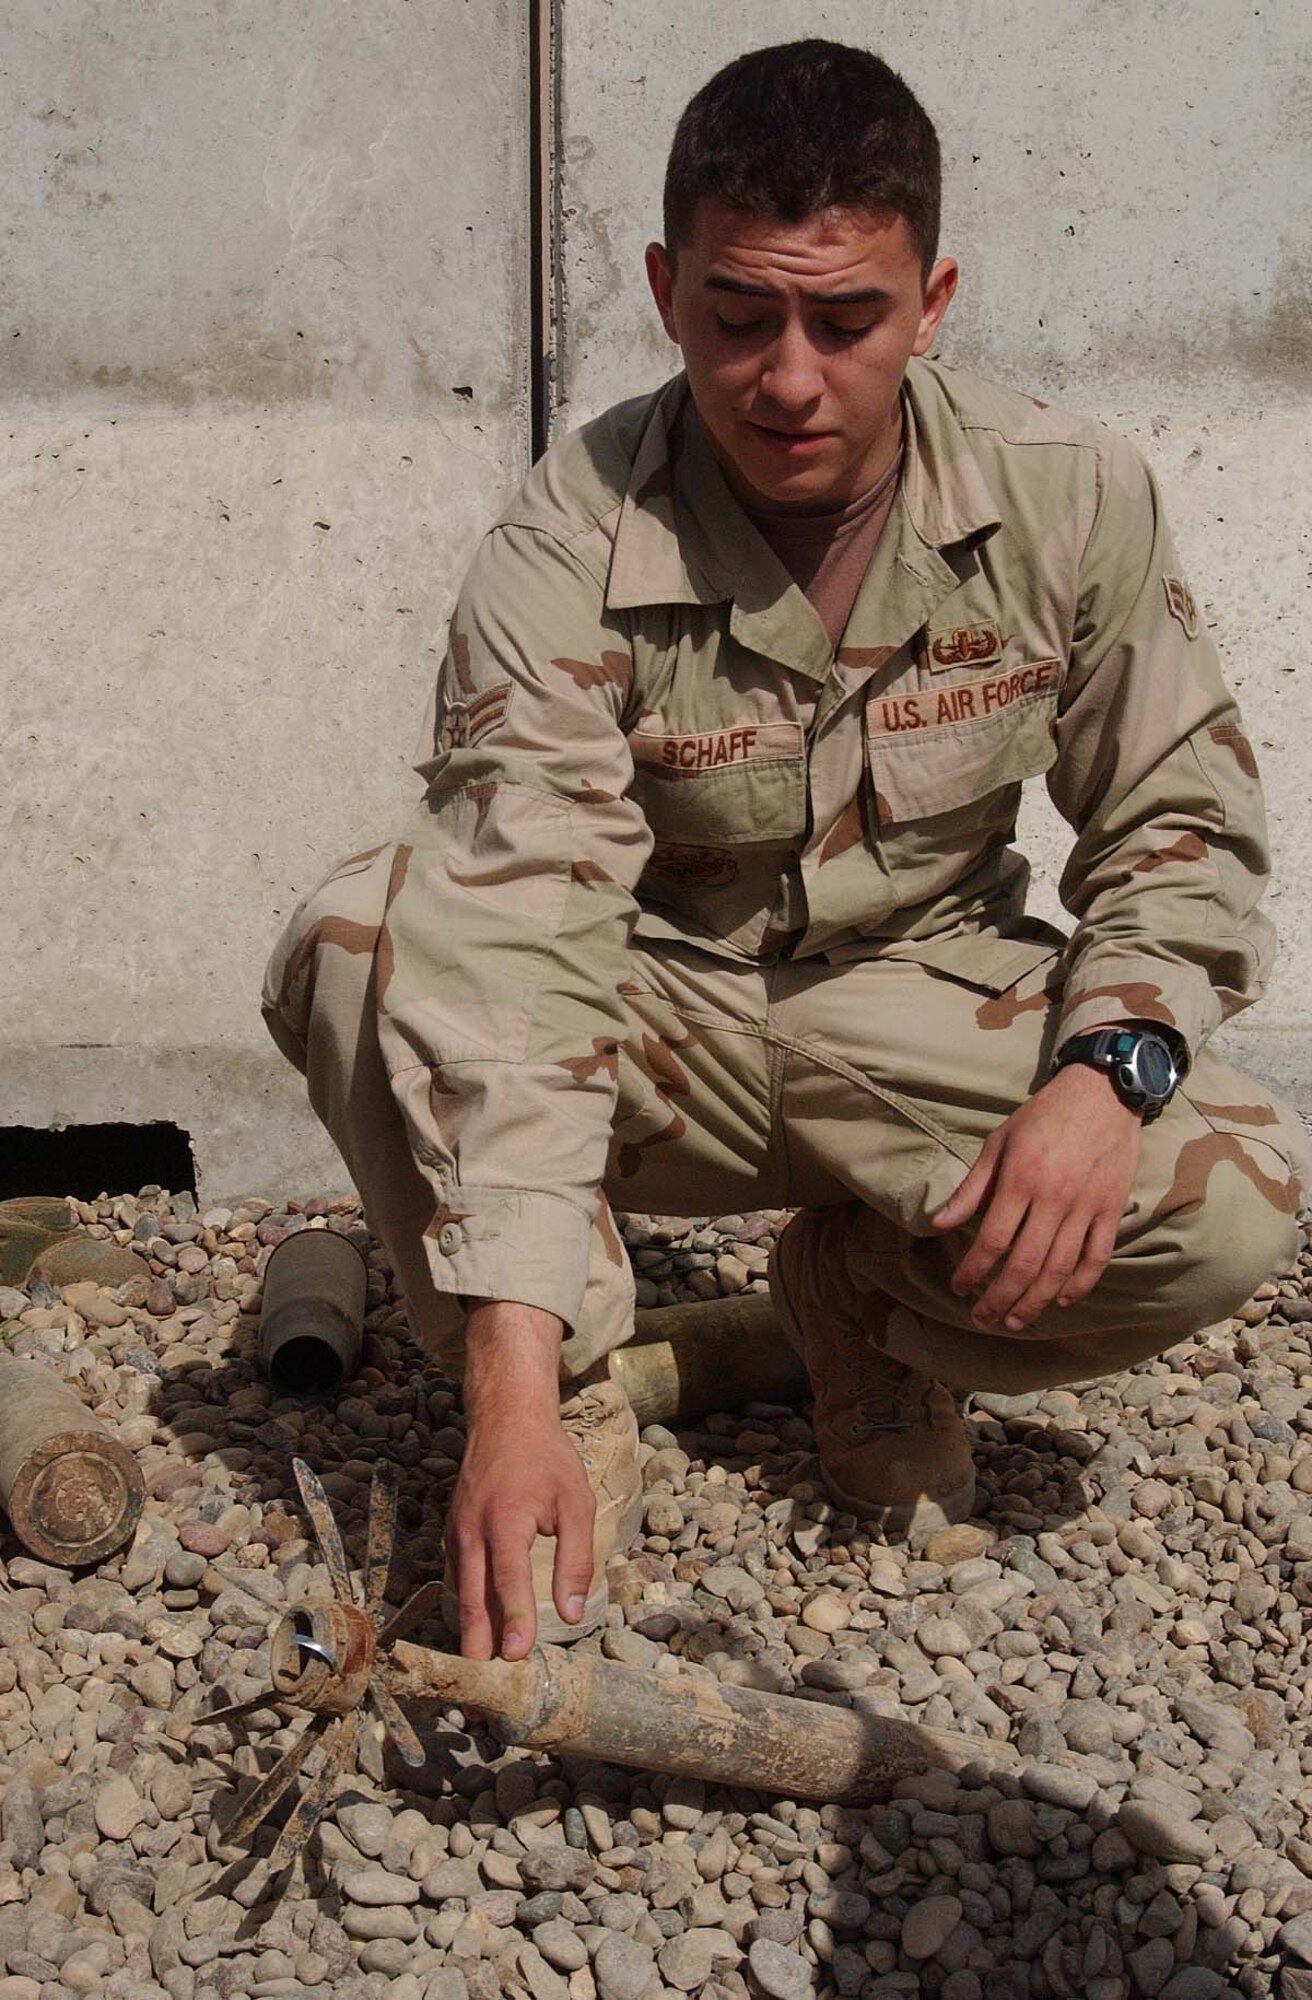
left=628, top=721, right=807, bottom=846
left=866, top=664, right=1060, bottom=824
left=900, top=924, right=1067, bottom=995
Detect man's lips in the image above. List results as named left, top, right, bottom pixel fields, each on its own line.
left=747, top=421, right=833, bottom=451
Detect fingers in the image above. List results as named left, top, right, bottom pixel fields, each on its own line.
left=1058, top=1211, right=1121, bottom=1306
left=966, top=1202, right=1060, bottom=1329
left=551, top=1472, right=597, bottom=1630
left=448, top=1498, right=538, bottom=1661
left=489, top=1524, right=538, bottom=1662
left=931, top=1140, right=999, bottom=1232
left=950, top=1175, right=1028, bottom=1304
left=447, top=1523, right=495, bottom=1662
left=996, top=1213, right=1090, bottom=1330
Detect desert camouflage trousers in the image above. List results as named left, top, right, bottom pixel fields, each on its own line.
left=264, top=846, right=1308, bottom=1396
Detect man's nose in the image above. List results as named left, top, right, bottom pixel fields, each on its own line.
left=757, top=323, right=823, bottom=413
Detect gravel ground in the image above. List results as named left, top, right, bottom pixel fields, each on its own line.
left=1, top=1188, right=1311, bottom=2000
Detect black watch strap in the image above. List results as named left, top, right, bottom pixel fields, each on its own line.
left=1054, top=1024, right=1187, bottom=1121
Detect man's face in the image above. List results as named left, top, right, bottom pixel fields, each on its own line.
left=646, top=200, right=957, bottom=514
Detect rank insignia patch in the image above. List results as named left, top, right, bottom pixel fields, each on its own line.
left=439, top=681, right=513, bottom=751
left=1163, top=576, right=1200, bottom=640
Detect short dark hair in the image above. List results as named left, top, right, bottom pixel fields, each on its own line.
left=663, top=40, right=941, bottom=278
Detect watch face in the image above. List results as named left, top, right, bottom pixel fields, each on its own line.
left=1135, top=1039, right=1175, bottom=1096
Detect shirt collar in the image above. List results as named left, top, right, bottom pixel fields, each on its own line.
left=605, top=362, right=1002, bottom=671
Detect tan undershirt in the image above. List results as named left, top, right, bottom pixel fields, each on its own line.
left=746, top=444, right=903, bottom=651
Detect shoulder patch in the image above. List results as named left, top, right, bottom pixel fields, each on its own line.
left=440, top=681, right=513, bottom=751
left=1163, top=575, right=1200, bottom=640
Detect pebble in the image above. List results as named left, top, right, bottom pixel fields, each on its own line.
left=338, top=1804, right=395, bottom=1859
left=533, top=1921, right=589, bottom=1972
left=517, top=1942, right=571, bottom=2000
left=94, top=1776, right=146, bottom=1841
left=1, top=1779, right=44, bottom=1869
left=1117, top=1800, right=1216, bottom=1865
left=986, top=1800, right=1042, bottom=1858
left=592, top=1932, right=656, bottom=2000
left=662, top=1777, right=706, bottom=1829
left=901, top=1894, right=964, bottom=1960
left=699, top=1564, right=764, bottom=1611
left=342, top=1904, right=420, bottom=1941
left=799, top=1592, right=849, bottom=1634
left=178, top=1522, right=229, bottom=1557
left=1282, top=1915, right=1312, bottom=1965
left=150, top=1764, right=194, bottom=1820
left=519, top=1846, right=596, bottom=1895
left=748, top=1938, right=814, bottom=2000
left=915, top=1615, right=971, bottom=1659
left=923, top=1524, right=995, bottom=1564
left=3, top=1186, right=1312, bottom=2000
left=1019, top=1765, right=1099, bottom=1811
left=340, top=1868, right=421, bottom=1907
left=657, top=1928, right=738, bottom=1988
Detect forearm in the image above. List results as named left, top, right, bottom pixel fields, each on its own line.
left=463, top=1300, right=567, bottom=1427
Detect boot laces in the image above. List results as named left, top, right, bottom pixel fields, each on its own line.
left=847, top=1375, right=931, bottom=1441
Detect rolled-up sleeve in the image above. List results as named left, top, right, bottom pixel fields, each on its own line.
left=378, top=524, right=652, bottom=1327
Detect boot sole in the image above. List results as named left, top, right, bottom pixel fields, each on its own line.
left=821, top=1466, right=978, bottom=1543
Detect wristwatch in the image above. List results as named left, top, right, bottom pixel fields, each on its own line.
left=1053, top=1023, right=1190, bottom=1122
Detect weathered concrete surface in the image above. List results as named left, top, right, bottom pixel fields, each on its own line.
left=1, top=1, right=529, bottom=1195
left=2, top=414, right=500, bottom=1050
left=3, top=0, right=526, bottom=419
left=4, top=1044, right=343, bottom=1205
left=556, top=1, right=1312, bottom=1107
left=554, top=2, right=1310, bottom=423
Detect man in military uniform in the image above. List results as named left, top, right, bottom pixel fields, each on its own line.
left=264, top=42, right=1308, bottom=1662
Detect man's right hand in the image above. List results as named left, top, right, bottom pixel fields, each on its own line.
left=445, top=1301, right=596, bottom=1661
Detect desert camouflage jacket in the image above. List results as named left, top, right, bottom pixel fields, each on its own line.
left=378, top=360, right=1273, bottom=1323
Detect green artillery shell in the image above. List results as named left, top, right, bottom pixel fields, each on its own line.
left=611, top=1292, right=808, bottom=1427
left=0, top=1356, right=145, bottom=1566
left=258, top=1228, right=368, bottom=1396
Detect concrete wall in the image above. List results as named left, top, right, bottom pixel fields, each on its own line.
left=3, top=2, right=1307, bottom=1206
left=1, top=0, right=531, bottom=1196
left=555, top=0, right=1312, bottom=1107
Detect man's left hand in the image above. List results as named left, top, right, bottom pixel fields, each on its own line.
left=931, top=1063, right=1143, bottom=1331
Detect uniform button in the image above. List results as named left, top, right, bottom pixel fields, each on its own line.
left=436, top=1222, right=464, bottom=1256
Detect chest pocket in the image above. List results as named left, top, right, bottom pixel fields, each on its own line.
left=627, top=719, right=808, bottom=846
left=865, top=661, right=1061, bottom=826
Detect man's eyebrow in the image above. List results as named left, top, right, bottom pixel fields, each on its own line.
left=704, top=275, right=892, bottom=305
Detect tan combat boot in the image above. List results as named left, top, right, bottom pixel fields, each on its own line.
left=444, top=1370, right=644, bottom=1645
left=769, top=1211, right=976, bottom=1540
left=536, top=1373, right=644, bottom=1641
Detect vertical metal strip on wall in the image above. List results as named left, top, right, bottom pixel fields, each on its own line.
left=529, top=0, right=563, bottom=459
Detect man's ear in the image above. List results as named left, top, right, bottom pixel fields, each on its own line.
left=645, top=242, right=680, bottom=345
left=912, top=257, right=959, bottom=357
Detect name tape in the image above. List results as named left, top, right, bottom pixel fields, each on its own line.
left=632, top=720, right=803, bottom=776
left=867, top=661, right=1059, bottom=737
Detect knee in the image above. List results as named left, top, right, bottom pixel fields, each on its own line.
left=262, top=840, right=397, bottom=1049
left=1153, top=1179, right=1302, bottom=1338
